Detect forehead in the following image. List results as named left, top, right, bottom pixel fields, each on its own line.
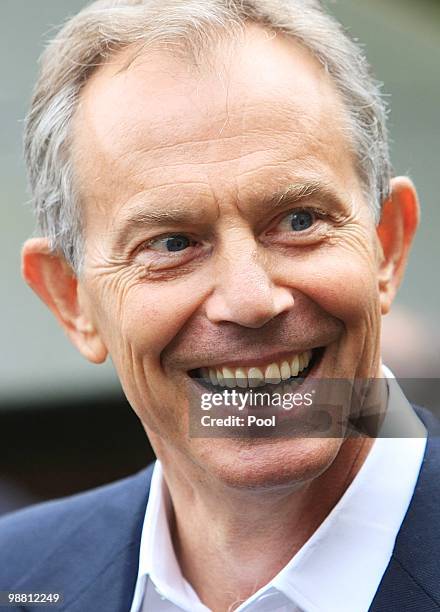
left=72, top=24, right=358, bottom=224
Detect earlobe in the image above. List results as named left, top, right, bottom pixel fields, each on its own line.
left=376, top=177, right=420, bottom=315
left=21, top=238, right=108, bottom=364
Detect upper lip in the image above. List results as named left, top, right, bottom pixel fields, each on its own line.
left=188, top=347, right=318, bottom=372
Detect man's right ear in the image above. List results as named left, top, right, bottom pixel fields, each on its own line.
left=21, top=238, right=108, bottom=364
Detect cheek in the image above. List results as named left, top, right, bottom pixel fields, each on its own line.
left=119, top=277, right=209, bottom=360
left=281, top=247, right=380, bottom=326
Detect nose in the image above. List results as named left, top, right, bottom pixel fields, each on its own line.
left=204, top=240, right=295, bottom=328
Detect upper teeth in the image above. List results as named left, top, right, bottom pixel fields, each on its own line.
left=200, top=350, right=313, bottom=389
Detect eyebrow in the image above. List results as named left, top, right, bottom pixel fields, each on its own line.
left=259, top=181, right=351, bottom=217
left=110, top=180, right=350, bottom=253
left=110, top=203, right=208, bottom=254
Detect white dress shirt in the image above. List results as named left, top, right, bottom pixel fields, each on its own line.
left=130, top=369, right=427, bottom=612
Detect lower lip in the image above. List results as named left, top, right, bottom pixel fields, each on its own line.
left=187, top=347, right=326, bottom=395
left=186, top=349, right=332, bottom=437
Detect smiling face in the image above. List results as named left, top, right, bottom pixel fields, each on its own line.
left=39, top=26, right=396, bottom=487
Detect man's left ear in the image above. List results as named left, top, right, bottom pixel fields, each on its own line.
left=22, top=237, right=108, bottom=364
left=376, top=176, right=420, bottom=315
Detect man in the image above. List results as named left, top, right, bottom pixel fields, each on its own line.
left=0, top=0, right=438, bottom=611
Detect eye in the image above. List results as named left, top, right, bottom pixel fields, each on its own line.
left=147, top=234, right=195, bottom=253
left=134, top=232, right=209, bottom=272
left=262, top=206, right=331, bottom=247
left=288, top=210, right=314, bottom=231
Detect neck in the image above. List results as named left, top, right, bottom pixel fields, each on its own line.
left=158, top=435, right=374, bottom=611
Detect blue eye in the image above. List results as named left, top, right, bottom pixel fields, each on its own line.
left=164, top=235, right=191, bottom=251
left=147, top=234, right=194, bottom=253
left=290, top=210, right=314, bottom=231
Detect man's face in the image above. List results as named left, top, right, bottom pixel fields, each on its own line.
left=72, top=26, right=384, bottom=487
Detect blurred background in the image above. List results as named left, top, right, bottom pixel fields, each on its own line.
left=1, top=0, right=439, bottom=515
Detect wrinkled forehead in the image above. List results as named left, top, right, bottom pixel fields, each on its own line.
left=71, top=23, right=358, bottom=223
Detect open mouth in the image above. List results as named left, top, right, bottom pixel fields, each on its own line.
left=188, top=347, right=324, bottom=391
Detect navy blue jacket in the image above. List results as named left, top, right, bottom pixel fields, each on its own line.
left=0, top=406, right=439, bottom=612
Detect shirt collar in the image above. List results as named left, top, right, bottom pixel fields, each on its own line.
left=131, top=461, right=207, bottom=612
left=130, top=368, right=427, bottom=612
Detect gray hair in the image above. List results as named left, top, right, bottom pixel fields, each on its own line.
left=24, top=0, right=392, bottom=274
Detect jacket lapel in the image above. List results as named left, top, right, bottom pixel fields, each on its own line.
left=16, top=465, right=154, bottom=612
left=369, top=406, right=440, bottom=611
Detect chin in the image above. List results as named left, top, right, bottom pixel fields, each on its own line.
left=189, top=435, right=343, bottom=491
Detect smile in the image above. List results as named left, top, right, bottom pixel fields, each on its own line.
left=191, top=349, right=320, bottom=389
